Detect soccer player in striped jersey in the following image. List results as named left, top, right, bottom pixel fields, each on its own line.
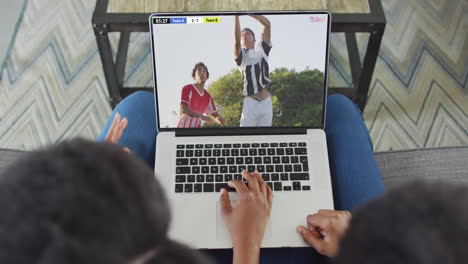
left=176, top=62, right=225, bottom=128
left=234, top=15, right=273, bottom=127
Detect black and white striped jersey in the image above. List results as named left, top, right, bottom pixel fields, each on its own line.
left=235, top=40, right=272, bottom=96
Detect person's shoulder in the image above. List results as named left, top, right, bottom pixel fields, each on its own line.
left=204, top=89, right=213, bottom=98
left=182, top=84, right=194, bottom=91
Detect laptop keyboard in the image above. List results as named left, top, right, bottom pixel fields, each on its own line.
left=174, top=142, right=310, bottom=193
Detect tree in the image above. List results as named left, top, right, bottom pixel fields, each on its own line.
left=207, top=68, right=324, bottom=127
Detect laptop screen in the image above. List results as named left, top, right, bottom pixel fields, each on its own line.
left=150, top=12, right=330, bottom=130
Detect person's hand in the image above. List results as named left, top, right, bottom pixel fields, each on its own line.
left=297, top=210, right=352, bottom=258
left=216, top=116, right=225, bottom=124
left=200, top=115, right=211, bottom=122
left=104, top=112, right=131, bottom=153
left=220, top=170, right=273, bottom=263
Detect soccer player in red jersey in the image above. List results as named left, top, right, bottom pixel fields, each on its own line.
left=176, top=62, right=225, bottom=128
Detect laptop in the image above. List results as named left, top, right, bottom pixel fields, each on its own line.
left=150, top=11, right=334, bottom=249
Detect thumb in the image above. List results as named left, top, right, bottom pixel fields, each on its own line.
left=297, top=226, right=324, bottom=252
left=219, top=189, right=232, bottom=217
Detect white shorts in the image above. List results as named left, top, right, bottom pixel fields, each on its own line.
left=240, top=96, right=273, bottom=127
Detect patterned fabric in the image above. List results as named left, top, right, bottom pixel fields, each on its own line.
left=0, top=0, right=466, bottom=151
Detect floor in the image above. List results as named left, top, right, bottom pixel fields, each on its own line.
left=0, top=0, right=466, bottom=151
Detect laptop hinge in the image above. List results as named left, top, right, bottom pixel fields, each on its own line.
left=175, top=128, right=308, bottom=137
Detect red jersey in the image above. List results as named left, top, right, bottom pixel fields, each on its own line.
left=176, top=84, right=217, bottom=128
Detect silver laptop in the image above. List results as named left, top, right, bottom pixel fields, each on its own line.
left=150, top=11, right=334, bottom=249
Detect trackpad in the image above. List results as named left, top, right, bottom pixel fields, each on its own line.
left=216, top=199, right=272, bottom=241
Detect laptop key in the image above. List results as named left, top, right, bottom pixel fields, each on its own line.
left=236, top=157, right=244, bottom=164
left=252, top=143, right=260, bottom=148
left=280, top=173, right=288, bottom=181
left=186, top=145, right=194, bottom=149
left=218, top=157, right=226, bottom=165
left=242, top=143, right=251, bottom=148
left=204, top=150, right=212, bottom=156
left=186, top=150, right=194, bottom=157
left=184, top=184, right=193, bottom=193
left=299, top=142, right=306, bottom=146
left=290, top=173, right=309, bottom=181
left=245, top=157, right=253, bottom=164
left=175, top=175, right=186, bottom=183
left=262, top=174, right=270, bottom=181
left=194, top=183, right=203, bottom=192
left=215, top=174, right=223, bottom=182
left=231, top=149, right=239, bottom=156
left=196, top=175, right=204, bottom=182
left=295, top=148, right=307, bottom=155
left=213, top=150, right=221, bottom=156
left=280, top=143, right=288, bottom=147
left=220, top=166, right=228, bottom=173
left=222, top=149, right=230, bottom=156
left=289, top=143, right=297, bottom=147
left=249, top=149, right=257, bottom=156
left=275, top=165, right=284, bottom=172
left=274, top=182, right=282, bottom=191
left=303, top=162, right=309, bottom=172
left=176, top=158, right=188, bottom=166
left=285, top=165, right=293, bottom=172
left=276, top=148, right=285, bottom=155
left=225, top=174, right=233, bottom=181
left=238, top=165, right=247, bottom=172
left=208, top=158, right=216, bottom=165
left=247, top=165, right=256, bottom=172
left=215, top=144, right=222, bottom=148
left=291, top=156, right=299, bottom=163
left=286, top=148, right=294, bottom=155
left=190, top=158, right=198, bottom=165
left=206, top=174, right=214, bottom=182
left=202, top=166, right=209, bottom=173
left=240, top=149, right=248, bottom=156
left=204, top=144, right=213, bottom=148
left=271, top=173, right=279, bottom=181
left=192, top=167, right=201, bottom=174
left=271, top=143, right=278, bottom=147
left=175, top=184, right=184, bottom=193
left=223, top=144, right=232, bottom=148
left=210, top=166, right=218, bottom=173
left=234, top=174, right=242, bottom=180
left=294, top=164, right=302, bottom=172
left=257, top=165, right=265, bottom=173
left=195, top=144, right=203, bottom=149
left=233, top=144, right=241, bottom=148
left=227, top=157, right=235, bottom=164
left=216, top=183, right=235, bottom=192
left=195, top=150, right=202, bottom=157
left=273, top=157, right=281, bottom=164
left=283, top=186, right=292, bottom=191
left=177, top=145, right=185, bottom=149
left=300, top=156, right=308, bottom=163
left=254, top=157, right=262, bottom=164
left=266, top=165, right=274, bottom=172
left=261, top=143, right=269, bottom=147
left=302, top=185, right=311, bottom=191
left=204, top=183, right=214, bottom=192
left=187, top=175, right=195, bottom=182
left=176, top=150, right=184, bottom=157
left=176, top=167, right=190, bottom=174
left=293, top=181, right=301, bottom=191
left=282, top=156, right=290, bottom=164
left=229, top=166, right=237, bottom=173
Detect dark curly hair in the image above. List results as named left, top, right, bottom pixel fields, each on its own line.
left=191, top=62, right=209, bottom=79
left=335, top=180, right=468, bottom=264
left=0, top=139, right=211, bottom=264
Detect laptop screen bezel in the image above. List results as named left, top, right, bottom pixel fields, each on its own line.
left=149, top=10, right=331, bottom=133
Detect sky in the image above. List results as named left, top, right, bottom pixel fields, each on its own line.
left=151, top=14, right=329, bottom=127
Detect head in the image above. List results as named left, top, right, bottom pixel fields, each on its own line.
left=0, top=139, right=210, bottom=264
left=191, top=62, right=209, bottom=84
left=335, top=180, right=468, bottom=264
left=241, top=28, right=255, bottom=49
